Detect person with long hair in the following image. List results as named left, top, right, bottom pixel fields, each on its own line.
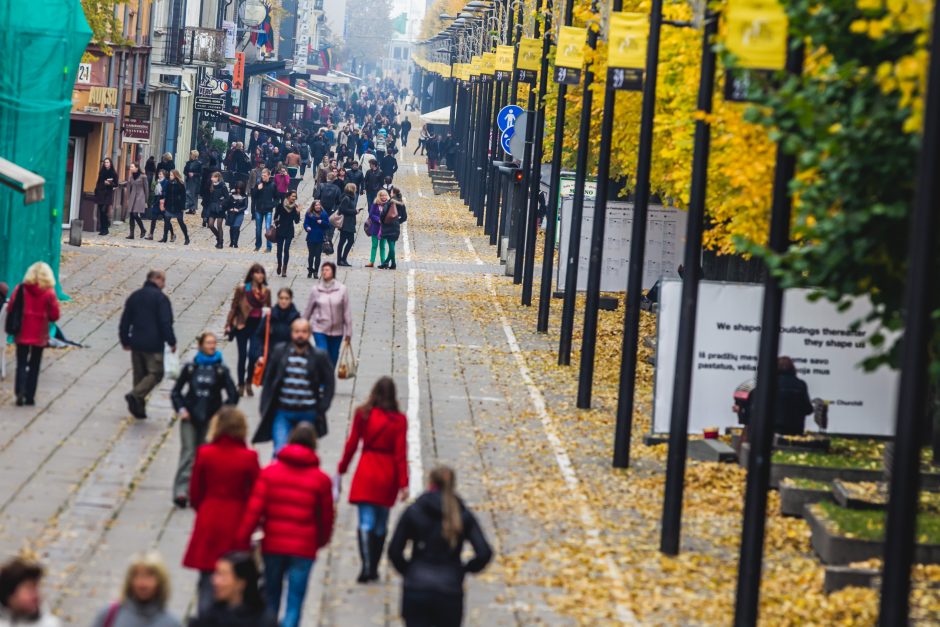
left=378, top=187, right=406, bottom=270
left=225, top=264, right=271, bottom=397
left=170, top=332, right=238, bottom=508
left=183, top=408, right=260, bottom=616
left=302, top=261, right=351, bottom=367
left=94, top=158, right=118, bottom=235
left=238, top=423, right=333, bottom=627
left=160, top=170, right=190, bottom=245
left=388, top=466, right=493, bottom=627
left=336, top=183, right=359, bottom=266
left=274, top=190, right=301, bottom=277
left=146, top=168, right=168, bottom=240
left=223, top=180, right=248, bottom=248
left=187, top=552, right=275, bottom=626
left=365, top=189, right=389, bottom=268
left=90, top=551, right=181, bottom=627
left=303, top=199, right=329, bottom=279
left=337, top=377, right=408, bottom=583
left=121, top=162, right=149, bottom=240
left=206, top=171, right=230, bottom=249
left=255, top=287, right=301, bottom=354
left=6, top=262, right=60, bottom=407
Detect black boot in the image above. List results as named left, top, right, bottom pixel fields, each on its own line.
left=368, top=532, right=386, bottom=582
left=356, top=529, right=372, bottom=584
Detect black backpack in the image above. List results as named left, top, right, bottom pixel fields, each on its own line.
left=5, top=285, right=24, bottom=336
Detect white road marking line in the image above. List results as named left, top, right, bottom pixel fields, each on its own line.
left=464, top=237, right=484, bottom=264
left=465, top=238, right=638, bottom=625
left=402, top=222, right=423, bottom=493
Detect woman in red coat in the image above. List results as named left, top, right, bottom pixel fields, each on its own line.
left=7, top=262, right=61, bottom=407
left=184, top=406, right=260, bottom=616
left=237, top=422, right=334, bottom=627
left=337, top=376, right=409, bottom=583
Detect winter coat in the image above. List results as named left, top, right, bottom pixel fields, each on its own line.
left=183, top=436, right=260, bottom=571
left=346, top=169, right=364, bottom=194
left=315, top=181, right=341, bottom=212
left=150, top=178, right=167, bottom=219
left=119, top=281, right=176, bottom=353
left=380, top=154, right=398, bottom=179
left=223, top=194, right=248, bottom=227
left=251, top=179, right=278, bottom=213
left=302, top=279, right=352, bottom=338
left=237, top=444, right=335, bottom=559
left=170, top=356, right=238, bottom=425
left=163, top=179, right=186, bottom=217
left=337, top=193, right=358, bottom=234
left=157, top=159, right=175, bottom=176
left=304, top=209, right=330, bottom=244
left=124, top=173, right=149, bottom=215
left=94, top=166, right=118, bottom=204
left=0, top=608, right=60, bottom=627
left=256, top=303, right=301, bottom=351
left=380, top=201, right=403, bottom=241
left=206, top=182, right=229, bottom=218
left=254, top=343, right=335, bottom=444
left=363, top=168, right=384, bottom=193
left=7, top=283, right=60, bottom=347
left=90, top=601, right=180, bottom=627
left=338, top=407, right=407, bottom=507
left=225, top=284, right=271, bottom=332
left=772, top=372, right=814, bottom=436
left=274, top=173, right=291, bottom=195
left=183, top=159, right=202, bottom=179
left=187, top=604, right=276, bottom=627
left=368, top=203, right=383, bottom=239
left=388, top=491, right=493, bottom=597
left=274, top=202, right=300, bottom=239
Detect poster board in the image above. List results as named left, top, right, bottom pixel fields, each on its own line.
left=652, top=281, right=899, bottom=436
left=556, top=198, right=686, bottom=292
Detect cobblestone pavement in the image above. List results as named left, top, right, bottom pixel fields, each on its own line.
left=0, top=121, right=595, bottom=626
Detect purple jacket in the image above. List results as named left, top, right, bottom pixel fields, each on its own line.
left=369, top=202, right=383, bottom=238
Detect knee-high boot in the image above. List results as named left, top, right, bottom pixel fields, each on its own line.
left=357, top=529, right=372, bottom=584
left=368, top=532, right=386, bottom=582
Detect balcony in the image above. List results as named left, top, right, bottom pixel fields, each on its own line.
left=157, top=27, right=225, bottom=68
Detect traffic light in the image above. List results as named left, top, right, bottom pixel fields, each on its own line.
left=513, top=169, right=524, bottom=184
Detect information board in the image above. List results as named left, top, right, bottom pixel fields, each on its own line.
left=556, top=198, right=686, bottom=292
left=652, top=281, right=899, bottom=436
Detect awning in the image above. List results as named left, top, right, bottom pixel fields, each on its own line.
left=420, top=106, right=451, bottom=125
left=0, top=156, right=45, bottom=205
left=216, top=111, right=284, bottom=136
left=304, top=72, right=351, bottom=85
left=332, top=69, right=362, bottom=81
left=260, top=75, right=325, bottom=103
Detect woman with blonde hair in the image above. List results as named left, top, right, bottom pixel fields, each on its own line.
left=183, top=407, right=260, bottom=616
left=6, top=262, right=60, bottom=407
left=91, top=551, right=181, bottom=627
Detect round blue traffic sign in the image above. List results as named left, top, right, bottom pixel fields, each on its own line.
left=500, top=128, right=514, bottom=155
left=497, top=105, right=523, bottom=133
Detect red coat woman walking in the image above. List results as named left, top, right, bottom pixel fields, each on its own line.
left=183, top=407, right=260, bottom=616
left=337, top=376, right=408, bottom=583
left=7, top=262, right=61, bottom=407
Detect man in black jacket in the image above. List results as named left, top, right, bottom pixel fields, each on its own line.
left=363, top=160, right=384, bottom=208
left=253, top=319, right=335, bottom=452
left=251, top=168, right=278, bottom=252
left=380, top=150, right=399, bottom=183
left=119, top=270, right=177, bottom=419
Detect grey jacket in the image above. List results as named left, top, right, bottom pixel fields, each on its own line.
left=90, top=601, right=180, bottom=627
left=124, top=174, right=150, bottom=215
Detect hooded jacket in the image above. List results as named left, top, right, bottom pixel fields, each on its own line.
left=388, top=491, right=493, bottom=597
left=7, top=283, right=60, bottom=347
left=237, top=444, right=334, bottom=559
left=302, top=279, right=352, bottom=338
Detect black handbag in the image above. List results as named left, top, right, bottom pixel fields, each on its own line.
left=322, top=234, right=334, bottom=255
left=4, top=285, right=23, bottom=336
left=315, top=413, right=329, bottom=438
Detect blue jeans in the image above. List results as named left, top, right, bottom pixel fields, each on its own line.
left=313, top=333, right=343, bottom=367
left=272, top=409, right=317, bottom=454
left=262, top=554, right=314, bottom=627
left=357, top=503, right=390, bottom=535
left=255, top=210, right=273, bottom=251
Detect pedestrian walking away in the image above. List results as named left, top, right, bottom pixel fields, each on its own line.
left=274, top=190, right=301, bottom=277
left=160, top=170, right=189, bottom=244
left=6, top=262, right=60, bottom=407
left=366, top=189, right=389, bottom=268
left=205, top=171, right=230, bottom=249
left=90, top=551, right=181, bottom=627
left=389, top=466, right=493, bottom=627
left=120, top=162, right=149, bottom=239
left=251, top=168, right=278, bottom=252
left=225, top=263, right=271, bottom=397
left=188, top=552, right=276, bottom=627
left=183, top=408, right=260, bottom=617
left=254, top=319, right=335, bottom=452
left=183, top=150, right=202, bottom=214
left=337, top=377, right=409, bottom=584
left=400, top=118, right=412, bottom=146
left=238, top=422, right=334, bottom=627
left=302, top=261, right=351, bottom=367
left=304, top=200, right=330, bottom=279
left=170, top=332, right=238, bottom=508
left=336, top=184, right=359, bottom=266
left=379, top=187, right=407, bottom=270
left=94, top=158, right=118, bottom=235
left=0, top=557, right=60, bottom=626
left=119, top=270, right=177, bottom=419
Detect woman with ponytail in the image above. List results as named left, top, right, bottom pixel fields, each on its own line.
left=388, top=466, right=492, bottom=627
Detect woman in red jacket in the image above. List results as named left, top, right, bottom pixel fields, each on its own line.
left=237, top=422, right=334, bottom=627
left=337, top=376, right=409, bottom=583
left=7, top=262, right=61, bottom=407
left=184, top=406, right=260, bottom=616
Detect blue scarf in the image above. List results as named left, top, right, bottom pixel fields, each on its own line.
left=194, top=351, right=222, bottom=366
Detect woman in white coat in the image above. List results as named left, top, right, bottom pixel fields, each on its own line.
left=302, top=261, right=352, bottom=367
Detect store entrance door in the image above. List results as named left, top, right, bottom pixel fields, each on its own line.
left=63, top=136, right=84, bottom=224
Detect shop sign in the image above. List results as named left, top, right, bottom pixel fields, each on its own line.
left=82, top=86, right=119, bottom=116
left=123, top=104, right=151, bottom=144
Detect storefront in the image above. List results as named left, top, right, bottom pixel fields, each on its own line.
left=69, top=81, right=119, bottom=228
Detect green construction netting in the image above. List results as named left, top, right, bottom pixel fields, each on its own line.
left=0, top=1, right=91, bottom=299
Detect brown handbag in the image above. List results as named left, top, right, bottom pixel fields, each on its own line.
left=251, top=314, right=271, bottom=387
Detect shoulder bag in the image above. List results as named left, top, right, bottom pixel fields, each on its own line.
left=4, top=285, right=23, bottom=336
left=252, top=314, right=271, bottom=387
left=328, top=211, right=344, bottom=229
left=265, top=213, right=279, bottom=243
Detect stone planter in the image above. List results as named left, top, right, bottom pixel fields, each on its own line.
left=779, top=482, right=831, bottom=517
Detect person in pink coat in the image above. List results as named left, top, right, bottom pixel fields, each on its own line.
left=337, top=377, right=408, bottom=583
left=301, top=262, right=351, bottom=366
left=6, top=262, right=60, bottom=406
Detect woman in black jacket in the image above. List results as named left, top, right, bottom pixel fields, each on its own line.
left=170, top=332, right=238, bottom=507
left=161, top=169, right=190, bottom=244
left=273, top=191, right=301, bottom=277
left=190, top=552, right=276, bottom=627
left=336, top=183, right=359, bottom=267
left=94, top=158, right=118, bottom=235
left=388, top=466, right=492, bottom=627
left=205, top=171, right=230, bottom=249
left=378, top=187, right=407, bottom=270
left=251, top=168, right=278, bottom=253
left=183, top=150, right=202, bottom=214
left=253, top=287, right=300, bottom=364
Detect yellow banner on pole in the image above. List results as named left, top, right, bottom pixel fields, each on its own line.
left=724, top=1, right=788, bottom=70
left=517, top=37, right=541, bottom=71
left=470, top=57, right=482, bottom=76
left=482, top=52, right=496, bottom=75
left=608, top=12, right=648, bottom=68
left=555, top=26, right=586, bottom=69
left=495, top=45, right=515, bottom=72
